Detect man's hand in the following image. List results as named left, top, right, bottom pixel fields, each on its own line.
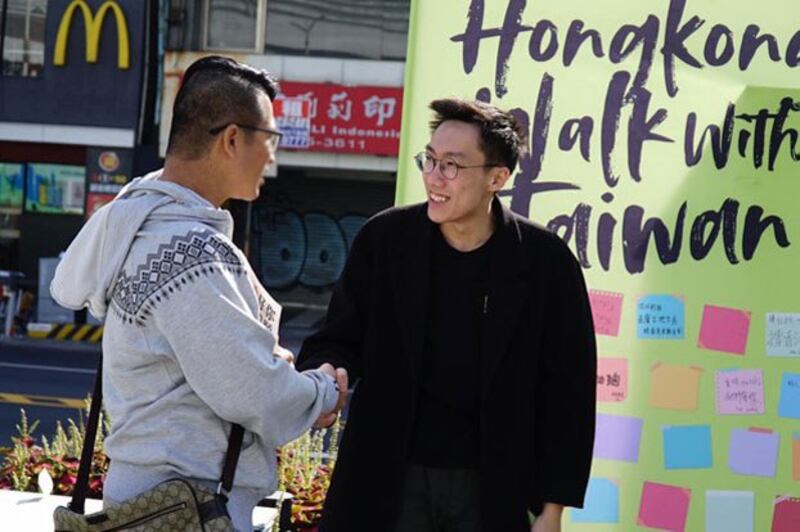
left=273, top=344, right=295, bottom=365
left=531, top=503, right=563, bottom=532
left=314, top=363, right=349, bottom=428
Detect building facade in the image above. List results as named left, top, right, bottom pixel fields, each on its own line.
left=162, top=0, right=409, bottom=326
left=0, top=0, right=161, bottom=291
left=0, top=0, right=409, bottom=328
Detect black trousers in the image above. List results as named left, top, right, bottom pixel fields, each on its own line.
left=393, top=464, right=482, bottom=532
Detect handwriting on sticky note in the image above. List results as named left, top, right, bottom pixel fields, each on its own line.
left=715, top=369, right=765, bottom=415
left=637, top=294, right=685, bottom=339
left=778, top=373, right=800, bottom=419
left=698, top=305, right=751, bottom=355
left=766, top=313, right=800, bottom=357
left=597, top=358, right=627, bottom=402
left=650, top=363, right=703, bottom=411
left=589, top=290, right=623, bottom=336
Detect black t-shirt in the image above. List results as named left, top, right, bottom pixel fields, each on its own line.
left=408, top=227, right=495, bottom=468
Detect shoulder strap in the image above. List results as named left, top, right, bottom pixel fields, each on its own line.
left=69, top=356, right=102, bottom=514
left=69, top=357, right=246, bottom=512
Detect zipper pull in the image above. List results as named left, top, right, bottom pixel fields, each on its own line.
left=483, top=295, right=489, bottom=315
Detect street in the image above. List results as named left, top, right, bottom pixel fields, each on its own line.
left=0, top=338, right=98, bottom=449
left=0, top=327, right=315, bottom=449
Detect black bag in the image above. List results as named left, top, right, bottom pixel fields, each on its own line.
left=53, top=358, right=245, bottom=531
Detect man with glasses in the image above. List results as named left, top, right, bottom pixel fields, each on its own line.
left=297, top=98, right=596, bottom=532
left=51, top=56, right=347, bottom=531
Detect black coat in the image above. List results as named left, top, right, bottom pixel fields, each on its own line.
left=297, top=198, right=597, bottom=532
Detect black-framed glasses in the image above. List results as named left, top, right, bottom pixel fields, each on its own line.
left=209, top=123, right=283, bottom=151
left=414, top=151, right=499, bottom=180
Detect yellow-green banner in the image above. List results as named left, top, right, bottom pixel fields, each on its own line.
left=397, top=1, right=800, bottom=530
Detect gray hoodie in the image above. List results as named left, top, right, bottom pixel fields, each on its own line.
left=51, top=171, right=338, bottom=502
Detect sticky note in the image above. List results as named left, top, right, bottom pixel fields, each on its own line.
left=793, top=433, right=800, bottom=481
left=778, top=372, right=800, bottom=419
left=637, top=294, right=684, bottom=339
left=729, top=428, right=779, bottom=477
left=766, top=313, right=800, bottom=357
left=649, top=363, right=703, bottom=411
left=706, top=491, right=754, bottom=532
left=589, top=290, right=623, bottom=336
left=570, top=478, right=619, bottom=523
left=597, top=358, right=627, bottom=402
left=772, top=496, right=800, bottom=532
left=698, top=304, right=751, bottom=355
left=662, top=425, right=713, bottom=469
left=715, top=369, right=765, bottom=415
left=637, top=481, right=691, bottom=531
left=593, top=413, right=643, bottom=463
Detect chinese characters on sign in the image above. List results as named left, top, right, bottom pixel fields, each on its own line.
left=274, top=82, right=403, bottom=156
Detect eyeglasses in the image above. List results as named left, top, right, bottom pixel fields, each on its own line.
left=208, top=123, right=283, bottom=151
left=414, top=151, right=499, bottom=180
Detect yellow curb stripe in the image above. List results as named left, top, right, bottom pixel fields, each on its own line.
left=46, top=324, right=63, bottom=339
left=54, top=324, right=75, bottom=341
left=88, top=327, right=104, bottom=343
left=71, top=324, right=93, bottom=342
left=0, top=393, right=85, bottom=409
left=0, top=393, right=34, bottom=405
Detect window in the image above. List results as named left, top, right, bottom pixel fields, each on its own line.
left=203, top=0, right=266, bottom=52
left=265, top=0, right=409, bottom=60
left=1, top=0, right=47, bottom=77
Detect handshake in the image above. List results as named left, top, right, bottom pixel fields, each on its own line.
left=273, top=346, right=348, bottom=429
left=315, top=362, right=349, bottom=428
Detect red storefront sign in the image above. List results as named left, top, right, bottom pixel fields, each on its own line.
left=274, top=81, right=403, bottom=156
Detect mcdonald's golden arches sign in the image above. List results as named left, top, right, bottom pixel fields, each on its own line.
left=53, top=0, right=130, bottom=70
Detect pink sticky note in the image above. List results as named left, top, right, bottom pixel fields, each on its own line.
left=715, top=369, right=765, bottom=414
left=637, top=481, right=691, bottom=532
left=698, top=305, right=751, bottom=355
left=597, top=358, right=628, bottom=402
left=589, top=290, right=623, bottom=336
left=772, top=496, right=800, bottom=532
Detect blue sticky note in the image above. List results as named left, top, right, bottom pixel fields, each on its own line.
left=571, top=478, right=619, bottom=523
left=706, top=491, right=754, bottom=532
left=637, top=295, right=685, bottom=339
left=778, top=372, right=800, bottom=419
left=663, top=425, right=713, bottom=469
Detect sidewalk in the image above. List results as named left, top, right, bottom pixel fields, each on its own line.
left=0, top=489, right=279, bottom=530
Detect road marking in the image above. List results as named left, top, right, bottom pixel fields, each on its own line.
left=0, top=393, right=85, bottom=409
left=0, top=362, right=95, bottom=375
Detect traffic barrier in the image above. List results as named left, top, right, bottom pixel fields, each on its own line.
left=26, top=322, right=103, bottom=343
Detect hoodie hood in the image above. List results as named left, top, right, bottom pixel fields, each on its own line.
left=51, top=170, right=234, bottom=319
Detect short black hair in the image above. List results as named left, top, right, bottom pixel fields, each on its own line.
left=429, top=98, right=525, bottom=173
left=166, top=55, right=279, bottom=159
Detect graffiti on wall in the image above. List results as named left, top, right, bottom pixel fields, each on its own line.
left=251, top=207, right=367, bottom=289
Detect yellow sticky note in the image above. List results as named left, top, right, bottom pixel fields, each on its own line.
left=649, top=363, right=703, bottom=411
